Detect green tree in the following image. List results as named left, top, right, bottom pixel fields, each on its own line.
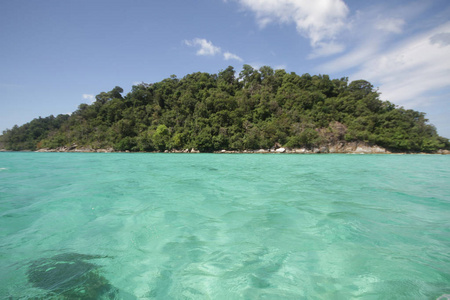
left=152, top=124, right=170, bottom=151
left=2, top=67, right=448, bottom=153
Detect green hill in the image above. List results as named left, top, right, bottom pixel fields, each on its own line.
left=1, top=65, right=448, bottom=152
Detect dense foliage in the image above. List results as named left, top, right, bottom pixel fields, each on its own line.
left=0, top=114, right=69, bottom=151
left=1, top=66, right=448, bottom=152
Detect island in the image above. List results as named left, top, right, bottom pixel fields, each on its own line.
left=1, top=65, right=449, bottom=154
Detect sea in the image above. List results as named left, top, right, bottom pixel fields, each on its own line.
left=0, top=152, right=449, bottom=299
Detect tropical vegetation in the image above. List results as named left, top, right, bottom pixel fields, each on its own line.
left=1, top=65, right=448, bottom=152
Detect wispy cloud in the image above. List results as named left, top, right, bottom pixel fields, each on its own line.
left=184, top=38, right=221, bottom=56
left=230, top=1, right=449, bottom=136
left=308, top=41, right=346, bottom=59
left=224, top=51, right=243, bottom=62
left=274, top=64, right=287, bottom=70
left=375, top=17, right=405, bottom=34
left=320, top=18, right=450, bottom=110
left=430, top=32, right=450, bottom=47
left=82, top=94, right=95, bottom=103
left=235, top=0, right=349, bottom=51
left=353, top=22, right=450, bottom=107
left=316, top=2, right=418, bottom=70
left=305, top=1, right=450, bottom=137
left=185, top=38, right=244, bottom=62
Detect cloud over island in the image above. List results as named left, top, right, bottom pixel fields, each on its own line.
left=184, top=38, right=243, bottom=62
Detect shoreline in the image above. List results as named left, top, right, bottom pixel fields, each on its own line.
left=33, top=141, right=450, bottom=155
left=1, top=150, right=449, bottom=154
left=2, top=141, right=450, bottom=155
left=32, top=150, right=448, bottom=154
left=0, top=146, right=450, bottom=155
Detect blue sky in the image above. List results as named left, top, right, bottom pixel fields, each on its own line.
left=1, top=0, right=450, bottom=138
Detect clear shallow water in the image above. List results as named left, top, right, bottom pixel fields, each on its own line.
left=0, top=152, right=449, bottom=299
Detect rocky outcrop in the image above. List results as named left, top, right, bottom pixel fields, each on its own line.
left=285, top=142, right=389, bottom=154
left=33, top=141, right=447, bottom=154
left=36, top=144, right=114, bottom=153
left=213, top=141, right=391, bottom=154
left=35, top=146, right=205, bottom=153
left=436, top=149, right=450, bottom=154
left=327, top=142, right=388, bottom=154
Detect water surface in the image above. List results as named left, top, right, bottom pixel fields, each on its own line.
left=0, top=153, right=449, bottom=299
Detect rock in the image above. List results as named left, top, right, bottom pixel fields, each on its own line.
left=294, top=148, right=307, bottom=153
left=56, top=146, right=67, bottom=152
left=355, top=146, right=370, bottom=153
left=281, top=142, right=390, bottom=154
left=320, top=146, right=328, bottom=153
left=355, top=144, right=388, bottom=154
left=275, top=147, right=286, bottom=153
left=437, top=149, right=450, bottom=154
left=96, top=148, right=113, bottom=153
left=330, top=121, right=347, bottom=136
left=371, top=146, right=387, bottom=153
left=26, top=253, right=120, bottom=299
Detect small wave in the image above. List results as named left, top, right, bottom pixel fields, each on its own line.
left=0, top=168, right=7, bottom=171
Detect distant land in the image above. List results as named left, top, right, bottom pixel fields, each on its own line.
left=1, top=65, right=449, bottom=153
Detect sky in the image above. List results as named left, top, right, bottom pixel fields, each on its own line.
left=1, top=0, right=450, bottom=138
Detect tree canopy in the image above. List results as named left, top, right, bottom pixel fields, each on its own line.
left=1, top=66, right=448, bottom=152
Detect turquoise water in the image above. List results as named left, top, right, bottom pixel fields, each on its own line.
left=0, top=153, right=449, bottom=299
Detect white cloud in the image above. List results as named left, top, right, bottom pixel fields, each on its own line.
left=236, top=0, right=349, bottom=47
left=184, top=38, right=221, bottom=56
left=317, top=3, right=438, bottom=71
left=349, top=22, right=450, bottom=109
left=185, top=38, right=245, bottom=63
left=317, top=39, right=380, bottom=73
left=375, top=17, right=405, bottom=34
left=82, top=94, right=95, bottom=103
left=274, top=64, right=287, bottom=70
left=224, top=51, right=243, bottom=62
left=308, top=41, right=345, bottom=59
left=310, top=3, right=450, bottom=137
left=430, top=32, right=450, bottom=47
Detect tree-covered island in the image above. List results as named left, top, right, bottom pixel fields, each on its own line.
left=1, top=65, right=449, bottom=153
